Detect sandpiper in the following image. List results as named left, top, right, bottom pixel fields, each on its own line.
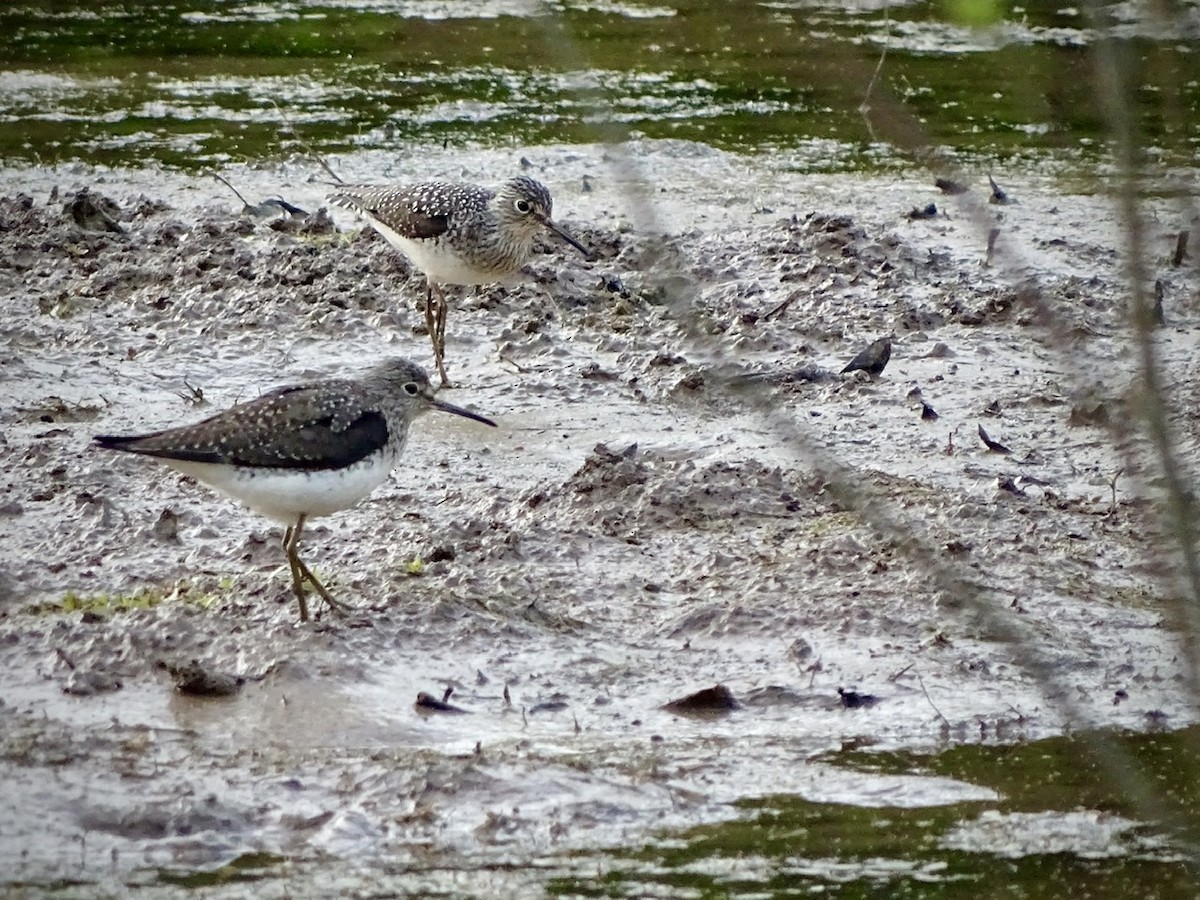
left=328, top=175, right=590, bottom=385
left=94, top=358, right=495, bottom=623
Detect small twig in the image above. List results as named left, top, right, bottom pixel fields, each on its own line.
left=212, top=172, right=252, bottom=210
left=497, top=352, right=530, bottom=374
left=270, top=98, right=343, bottom=184
left=763, top=291, right=798, bottom=321
left=916, top=672, right=950, bottom=728
left=1109, top=467, right=1124, bottom=513
left=859, top=17, right=889, bottom=115
left=986, top=227, right=1001, bottom=266
left=1172, top=230, right=1188, bottom=267
left=175, top=378, right=206, bottom=407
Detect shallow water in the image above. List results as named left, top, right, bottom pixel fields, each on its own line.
left=2, top=0, right=1198, bottom=168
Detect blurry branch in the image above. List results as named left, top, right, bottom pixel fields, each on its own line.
left=864, top=0, right=1200, bottom=851
left=858, top=0, right=891, bottom=142
left=536, top=0, right=1200, bottom=860
left=1086, top=1, right=1200, bottom=674
left=1081, top=4, right=1200, bottom=855
left=529, top=2, right=674, bottom=275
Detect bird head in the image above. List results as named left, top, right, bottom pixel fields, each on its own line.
left=497, top=176, right=590, bottom=258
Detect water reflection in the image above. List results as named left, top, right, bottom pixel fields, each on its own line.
left=0, top=0, right=1196, bottom=168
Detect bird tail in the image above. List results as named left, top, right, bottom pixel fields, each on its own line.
left=94, top=432, right=167, bottom=455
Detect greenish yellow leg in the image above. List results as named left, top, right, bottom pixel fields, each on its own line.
left=284, top=514, right=352, bottom=621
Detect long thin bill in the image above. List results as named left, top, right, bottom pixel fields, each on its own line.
left=542, top=218, right=593, bottom=259
left=432, top=398, right=497, bottom=428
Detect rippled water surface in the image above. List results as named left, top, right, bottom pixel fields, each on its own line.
left=2, top=0, right=1198, bottom=169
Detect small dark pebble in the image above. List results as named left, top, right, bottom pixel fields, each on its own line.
left=152, top=508, right=180, bottom=543
left=841, top=337, right=892, bottom=377
left=935, top=177, right=969, bottom=195
left=580, top=361, right=620, bottom=381
left=415, top=691, right=468, bottom=714
left=649, top=351, right=685, bottom=367
left=837, top=687, right=880, bottom=709
left=662, top=684, right=740, bottom=717
left=977, top=423, right=1012, bottom=454
left=163, top=660, right=244, bottom=697
left=599, top=275, right=626, bottom=294
left=528, top=699, right=570, bottom=714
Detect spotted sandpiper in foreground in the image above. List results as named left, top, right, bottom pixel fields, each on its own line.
left=328, top=175, right=590, bottom=386
left=94, top=358, right=495, bottom=622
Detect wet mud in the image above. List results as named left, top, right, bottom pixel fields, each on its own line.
left=0, top=141, right=1196, bottom=893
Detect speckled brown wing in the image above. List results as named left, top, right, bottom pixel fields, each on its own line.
left=327, top=182, right=494, bottom=240
left=94, top=380, right=390, bottom=471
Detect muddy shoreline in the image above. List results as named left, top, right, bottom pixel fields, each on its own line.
left=1, top=142, right=1195, bottom=893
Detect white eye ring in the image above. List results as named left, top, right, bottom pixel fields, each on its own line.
left=403, top=382, right=420, bottom=396
left=515, top=198, right=533, bottom=214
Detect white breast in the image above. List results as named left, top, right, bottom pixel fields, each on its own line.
left=165, top=452, right=396, bottom=524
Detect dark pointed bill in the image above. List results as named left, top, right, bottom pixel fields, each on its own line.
left=432, top=398, right=497, bottom=427
left=541, top=216, right=593, bottom=260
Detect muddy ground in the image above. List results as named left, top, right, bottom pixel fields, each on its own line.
left=1, top=141, right=1197, bottom=895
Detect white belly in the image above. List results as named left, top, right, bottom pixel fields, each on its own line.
left=165, top=453, right=394, bottom=524
left=371, top=219, right=521, bottom=285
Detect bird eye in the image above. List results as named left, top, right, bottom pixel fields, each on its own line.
left=515, top=198, right=533, bottom=214
left=403, top=382, right=420, bottom=396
